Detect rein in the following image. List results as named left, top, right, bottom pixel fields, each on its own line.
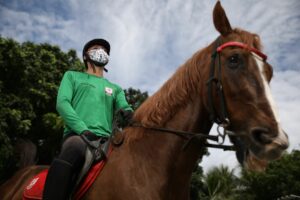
left=129, top=122, right=235, bottom=151
left=130, top=123, right=218, bottom=141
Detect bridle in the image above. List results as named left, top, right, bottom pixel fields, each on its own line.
left=205, top=36, right=268, bottom=148
left=125, top=37, right=268, bottom=151
left=207, top=38, right=267, bottom=124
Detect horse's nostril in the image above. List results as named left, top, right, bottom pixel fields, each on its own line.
left=251, top=127, right=272, bottom=144
left=279, top=143, right=289, bottom=150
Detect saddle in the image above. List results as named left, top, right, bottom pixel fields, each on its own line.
left=23, top=139, right=111, bottom=200
left=23, top=110, right=127, bottom=200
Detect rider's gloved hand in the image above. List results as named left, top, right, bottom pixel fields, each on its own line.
left=119, top=109, right=134, bottom=126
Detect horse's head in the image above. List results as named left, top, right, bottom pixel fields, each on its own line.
left=208, top=2, right=289, bottom=171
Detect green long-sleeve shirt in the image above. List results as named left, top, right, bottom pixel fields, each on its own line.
left=56, top=71, right=132, bottom=137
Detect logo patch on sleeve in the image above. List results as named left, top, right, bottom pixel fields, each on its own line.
left=105, top=87, right=113, bottom=96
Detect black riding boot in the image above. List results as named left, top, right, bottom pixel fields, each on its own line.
left=43, top=158, right=73, bottom=200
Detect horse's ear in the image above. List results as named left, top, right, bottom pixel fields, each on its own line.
left=213, top=1, right=232, bottom=36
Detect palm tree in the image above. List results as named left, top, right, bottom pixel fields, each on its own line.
left=201, top=165, right=239, bottom=200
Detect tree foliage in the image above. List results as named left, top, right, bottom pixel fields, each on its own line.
left=124, top=87, right=148, bottom=111
left=190, top=164, right=205, bottom=200
left=190, top=150, right=300, bottom=200
left=239, top=150, right=300, bottom=200
left=0, top=36, right=83, bottom=182
left=200, top=165, right=239, bottom=200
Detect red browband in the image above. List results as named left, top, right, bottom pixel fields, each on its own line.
left=216, top=41, right=268, bottom=61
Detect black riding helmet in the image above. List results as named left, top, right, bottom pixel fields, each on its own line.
left=82, top=39, right=110, bottom=69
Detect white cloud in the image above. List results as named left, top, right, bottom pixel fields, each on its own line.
left=272, top=70, right=300, bottom=150
left=0, top=5, right=75, bottom=46
left=1, top=0, right=299, bottom=85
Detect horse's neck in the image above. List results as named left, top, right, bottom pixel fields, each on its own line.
left=166, top=101, right=212, bottom=197
left=124, top=97, right=212, bottom=198
left=166, top=97, right=212, bottom=132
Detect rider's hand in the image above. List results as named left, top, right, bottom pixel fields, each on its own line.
left=119, top=109, right=134, bottom=126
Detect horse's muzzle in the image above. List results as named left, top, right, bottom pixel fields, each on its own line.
left=250, top=128, right=289, bottom=161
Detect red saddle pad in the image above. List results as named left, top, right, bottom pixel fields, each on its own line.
left=23, top=160, right=107, bottom=200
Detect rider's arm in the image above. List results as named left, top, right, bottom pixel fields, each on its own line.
left=56, top=71, right=88, bottom=134
left=114, top=87, right=133, bottom=112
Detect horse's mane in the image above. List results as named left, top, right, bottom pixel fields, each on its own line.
left=133, top=46, right=211, bottom=127
left=133, top=28, right=262, bottom=128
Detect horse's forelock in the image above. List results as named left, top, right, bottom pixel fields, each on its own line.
left=233, top=28, right=262, bottom=50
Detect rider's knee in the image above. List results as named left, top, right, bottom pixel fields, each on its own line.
left=59, top=136, right=86, bottom=167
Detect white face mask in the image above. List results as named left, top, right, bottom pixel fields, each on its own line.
left=87, top=48, right=109, bottom=66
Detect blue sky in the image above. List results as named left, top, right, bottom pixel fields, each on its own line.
left=1, top=0, right=300, bottom=173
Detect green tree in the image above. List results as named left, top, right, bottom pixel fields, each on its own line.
left=0, top=36, right=82, bottom=182
left=239, top=150, right=300, bottom=200
left=201, top=165, right=239, bottom=200
left=124, top=87, right=148, bottom=110
left=190, top=164, right=205, bottom=200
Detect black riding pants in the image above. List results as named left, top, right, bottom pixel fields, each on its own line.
left=59, top=133, right=87, bottom=171
left=43, top=133, right=87, bottom=200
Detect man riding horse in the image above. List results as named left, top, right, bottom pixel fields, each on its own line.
left=0, top=2, right=289, bottom=200
left=43, top=39, right=133, bottom=200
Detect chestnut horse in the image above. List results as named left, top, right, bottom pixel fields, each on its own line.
left=0, top=2, right=289, bottom=200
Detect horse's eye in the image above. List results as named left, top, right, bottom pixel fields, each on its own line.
left=227, top=54, right=240, bottom=69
